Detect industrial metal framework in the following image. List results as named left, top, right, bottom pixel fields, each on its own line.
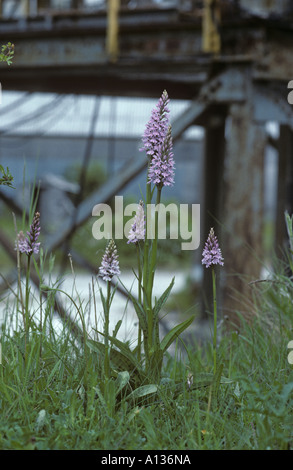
left=1, top=0, right=293, bottom=332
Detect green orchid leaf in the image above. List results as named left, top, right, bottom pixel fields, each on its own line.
left=160, top=315, right=195, bottom=353
left=153, top=276, right=175, bottom=318
left=115, top=371, right=130, bottom=397
left=126, top=384, right=158, bottom=402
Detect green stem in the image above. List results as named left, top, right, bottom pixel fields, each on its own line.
left=142, top=177, right=152, bottom=294
left=25, top=255, right=31, bottom=320
left=136, top=243, right=142, bottom=362
left=212, top=267, right=217, bottom=375
left=147, top=186, right=161, bottom=348
left=104, top=281, right=111, bottom=380
left=24, top=255, right=31, bottom=362
left=142, top=167, right=152, bottom=369
left=150, top=187, right=161, bottom=290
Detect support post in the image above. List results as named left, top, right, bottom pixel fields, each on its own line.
left=107, top=0, right=120, bottom=63
left=201, top=112, right=226, bottom=319
left=22, top=0, right=29, bottom=16
left=202, top=0, right=221, bottom=54
left=275, top=125, right=293, bottom=255
left=222, top=101, right=266, bottom=329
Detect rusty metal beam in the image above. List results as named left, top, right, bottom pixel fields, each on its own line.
left=1, top=6, right=293, bottom=98
left=0, top=7, right=205, bottom=98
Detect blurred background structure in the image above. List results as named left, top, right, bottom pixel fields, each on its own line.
left=0, top=0, right=293, bottom=329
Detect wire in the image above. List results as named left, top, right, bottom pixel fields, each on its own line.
left=0, top=95, right=75, bottom=159
left=0, top=94, right=65, bottom=136
left=0, top=92, right=32, bottom=116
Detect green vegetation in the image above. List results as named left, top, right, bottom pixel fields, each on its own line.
left=0, top=165, right=15, bottom=189
left=0, top=163, right=292, bottom=451
left=0, top=236, right=292, bottom=450
left=0, top=42, right=14, bottom=66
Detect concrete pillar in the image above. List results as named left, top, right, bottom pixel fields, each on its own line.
left=222, top=101, right=267, bottom=329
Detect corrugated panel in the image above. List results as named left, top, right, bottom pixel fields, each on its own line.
left=0, top=91, right=204, bottom=139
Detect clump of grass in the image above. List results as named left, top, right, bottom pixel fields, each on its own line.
left=0, top=242, right=293, bottom=450
left=1, top=290, right=292, bottom=450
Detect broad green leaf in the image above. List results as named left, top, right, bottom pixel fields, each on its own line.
left=119, top=279, right=148, bottom=337
left=173, top=372, right=234, bottom=398
left=152, top=277, right=175, bottom=351
left=111, top=349, right=138, bottom=374
left=87, top=338, right=143, bottom=379
left=112, top=319, right=122, bottom=338
left=87, top=339, right=104, bottom=354
left=115, top=371, right=130, bottom=397
left=160, top=315, right=195, bottom=353
left=126, top=384, right=158, bottom=402
left=188, top=372, right=233, bottom=388
left=127, top=406, right=141, bottom=423
left=99, top=286, right=108, bottom=314
left=233, top=382, right=241, bottom=399
left=149, top=349, right=163, bottom=382
left=47, top=388, right=59, bottom=405
left=47, top=359, right=63, bottom=384
left=280, top=382, right=293, bottom=402
left=94, top=384, right=107, bottom=411
left=153, top=277, right=175, bottom=318
left=91, top=331, right=133, bottom=362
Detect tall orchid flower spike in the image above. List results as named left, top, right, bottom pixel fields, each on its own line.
left=99, top=239, right=121, bottom=282
left=148, top=124, right=175, bottom=188
left=16, top=212, right=41, bottom=256
left=201, top=227, right=224, bottom=375
left=98, top=239, right=120, bottom=380
left=127, top=200, right=145, bottom=244
left=202, top=227, right=224, bottom=268
left=140, top=89, right=170, bottom=160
